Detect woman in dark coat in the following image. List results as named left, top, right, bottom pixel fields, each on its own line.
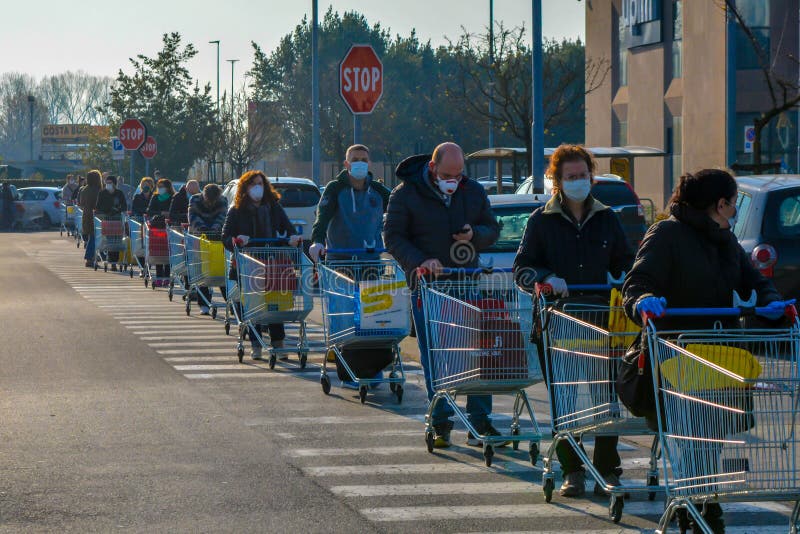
left=95, top=175, right=128, bottom=270
left=131, top=177, right=155, bottom=217
left=222, top=170, right=301, bottom=360
left=79, top=170, right=102, bottom=267
left=514, top=144, right=634, bottom=499
left=623, top=169, right=792, bottom=533
left=145, top=178, right=175, bottom=286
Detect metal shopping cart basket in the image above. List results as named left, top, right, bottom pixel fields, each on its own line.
left=93, top=213, right=127, bottom=272
left=74, top=207, right=84, bottom=248
left=224, top=247, right=242, bottom=338
left=143, top=220, right=169, bottom=289
left=184, top=231, right=226, bottom=318
left=235, top=239, right=316, bottom=369
left=645, top=298, right=800, bottom=534
left=167, top=225, right=189, bottom=302
left=419, top=267, right=543, bottom=467
left=61, top=202, right=77, bottom=237
left=318, top=248, right=410, bottom=404
left=127, top=216, right=145, bottom=278
left=537, top=277, right=662, bottom=522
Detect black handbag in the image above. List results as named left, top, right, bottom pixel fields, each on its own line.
left=615, top=332, right=657, bottom=419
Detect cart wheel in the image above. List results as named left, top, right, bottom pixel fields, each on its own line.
left=389, top=371, right=398, bottom=393
left=129, top=269, right=133, bottom=279
left=151, top=280, right=156, bottom=290
left=529, top=442, right=540, bottom=466
left=299, top=352, right=307, bottom=369
left=269, top=354, right=276, bottom=370
left=144, top=278, right=149, bottom=288
left=425, top=430, right=435, bottom=453
left=484, top=445, right=494, bottom=467
left=395, top=385, right=403, bottom=404
left=185, top=302, right=190, bottom=316
left=94, top=262, right=98, bottom=271
left=511, top=427, right=521, bottom=451
left=609, top=495, right=624, bottom=523
left=321, top=374, right=331, bottom=395
left=77, top=241, right=80, bottom=248
left=647, top=474, right=659, bottom=501
left=168, top=289, right=173, bottom=301
left=237, top=344, right=244, bottom=363
left=359, top=385, right=368, bottom=404
left=211, top=307, right=217, bottom=319
left=104, top=263, right=108, bottom=272
left=543, top=476, right=555, bottom=503
left=225, top=321, right=231, bottom=335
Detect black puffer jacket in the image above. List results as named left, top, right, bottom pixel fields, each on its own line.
left=146, top=193, right=173, bottom=219
left=131, top=192, right=152, bottom=217
left=514, top=193, right=634, bottom=291
left=383, top=154, right=500, bottom=286
left=623, top=203, right=781, bottom=330
left=169, top=186, right=191, bottom=224
left=222, top=200, right=294, bottom=252
left=95, top=188, right=127, bottom=216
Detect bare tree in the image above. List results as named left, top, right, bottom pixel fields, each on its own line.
left=39, top=71, right=112, bottom=125
left=447, top=24, right=609, bottom=173
left=721, top=0, right=800, bottom=172
left=217, top=91, right=280, bottom=179
left=0, top=73, right=47, bottom=161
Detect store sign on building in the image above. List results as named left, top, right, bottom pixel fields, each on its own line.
left=621, top=0, right=662, bottom=49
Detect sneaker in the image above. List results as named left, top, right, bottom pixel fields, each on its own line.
left=85, top=260, right=93, bottom=268
left=594, top=472, right=623, bottom=496
left=559, top=471, right=586, bottom=498
left=139, top=271, right=145, bottom=278
left=199, top=305, right=210, bottom=315
left=466, top=423, right=509, bottom=448
left=696, top=503, right=725, bottom=534
left=251, top=347, right=263, bottom=360
left=342, top=380, right=360, bottom=390
left=433, top=421, right=454, bottom=449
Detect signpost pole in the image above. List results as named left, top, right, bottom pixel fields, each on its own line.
left=312, top=0, right=321, bottom=185
left=353, top=115, right=361, bottom=145
left=531, top=0, right=544, bottom=193
left=145, top=158, right=150, bottom=178
left=129, top=150, right=134, bottom=185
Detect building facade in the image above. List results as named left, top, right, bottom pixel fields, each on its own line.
left=586, top=0, right=799, bottom=208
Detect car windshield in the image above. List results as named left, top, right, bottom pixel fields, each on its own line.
left=275, top=183, right=320, bottom=208
left=591, top=182, right=638, bottom=207
left=486, top=205, right=539, bottom=252
left=733, top=191, right=753, bottom=238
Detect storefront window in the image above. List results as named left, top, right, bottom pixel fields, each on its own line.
left=734, top=0, right=770, bottom=70
left=672, top=0, right=683, bottom=78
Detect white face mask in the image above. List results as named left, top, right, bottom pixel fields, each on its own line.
left=561, top=178, right=592, bottom=202
left=349, top=161, right=369, bottom=180
left=248, top=184, right=264, bottom=202
left=436, top=177, right=459, bottom=196
left=105, top=183, right=114, bottom=192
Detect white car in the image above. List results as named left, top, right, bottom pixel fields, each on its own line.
left=18, top=187, right=64, bottom=227
left=481, top=193, right=551, bottom=275
left=222, top=176, right=321, bottom=241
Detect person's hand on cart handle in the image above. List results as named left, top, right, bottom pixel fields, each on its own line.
left=541, top=275, right=569, bottom=297
left=309, top=242, right=324, bottom=262
left=758, top=299, right=797, bottom=321
left=234, top=235, right=250, bottom=247
left=417, top=258, right=444, bottom=276
left=288, top=235, right=302, bottom=247
left=636, top=296, right=667, bottom=319
left=451, top=224, right=473, bottom=242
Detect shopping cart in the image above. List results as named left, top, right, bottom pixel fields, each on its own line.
left=644, top=299, right=800, bottom=534
left=536, top=277, right=661, bottom=522
left=74, top=207, right=84, bottom=248
left=127, top=216, right=145, bottom=278
left=142, top=220, right=169, bottom=289
left=184, top=231, right=226, bottom=318
left=235, top=239, right=316, bottom=368
left=167, top=225, right=189, bottom=302
left=419, top=267, right=543, bottom=467
left=93, top=213, right=127, bottom=272
left=61, top=202, right=77, bottom=237
left=224, top=247, right=242, bottom=338
left=318, top=248, right=410, bottom=404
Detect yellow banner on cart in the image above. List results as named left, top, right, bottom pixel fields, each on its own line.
left=358, top=280, right=409, bottom=330
left=200, top=235, right=225, bottom=277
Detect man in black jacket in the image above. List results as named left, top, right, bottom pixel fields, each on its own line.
left=95, top=174, right=128, bottom=271
left=169, top=180, right=200, bottom=225
left=384, top=142, right=501, bottom=448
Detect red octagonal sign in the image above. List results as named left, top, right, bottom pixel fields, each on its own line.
left=118, top=118, right=146, bottom=150
left=139, top=136, right=157, bottom=160
left=339, top=45, right=383, bottom=115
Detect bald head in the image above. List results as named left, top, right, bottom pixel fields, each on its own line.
left=186, top=180, right=200, bottom=195
left=429, top=142, right=465, bottom=181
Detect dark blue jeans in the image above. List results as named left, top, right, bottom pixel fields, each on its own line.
left=412, top=290, right=491, bottom=428
left=83, top=233, right=95, bottom=261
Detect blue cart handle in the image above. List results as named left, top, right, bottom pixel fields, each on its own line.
left=324, top=247, right=387, bottom=255
left=419, top=266, right=513, bottom=276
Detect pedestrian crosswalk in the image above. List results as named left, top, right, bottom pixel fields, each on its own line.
left=26, top=241, right=800, bottom=533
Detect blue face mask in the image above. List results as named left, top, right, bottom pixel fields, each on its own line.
left=349, top=161, right=369, bottom=180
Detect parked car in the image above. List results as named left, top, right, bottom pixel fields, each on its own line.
left=516, top=173, right=648, bottom=249
left=477, top=176, right=517, bottom=195
left=0, top=185, right=45, bottom=230
left=222, top=176, right=321, bottom=241
left=483, top=193, right=551, bottom=273
left=18, top=187, right=64, bottom=227
left=734, top=175, right=800, bottom=302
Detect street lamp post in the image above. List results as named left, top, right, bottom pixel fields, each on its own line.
left=531, top=0, right=545, bottom=192
left=311, top=0, right=321, bottom=185
left=226, top=59, right=239, bottom=182
left=27, top=95, right=35, bottom=161
left=488, top=0, right=495, bottom=183
left=209, top=40, right=220, bottom=182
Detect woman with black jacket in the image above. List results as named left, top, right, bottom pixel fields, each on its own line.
left=514, top=144, right=634, bottom=499
left=222, top=170, right=301, bottom=360
left=145, top=178, right=175, bottom=286
left=623, top=169, right=793, bottom=533
left=95, top=175, right=128, bottom=271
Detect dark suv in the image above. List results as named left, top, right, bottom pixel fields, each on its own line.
left=516, top=174, right=648, bottom=249
left=734, top=175, right=800, bottom=302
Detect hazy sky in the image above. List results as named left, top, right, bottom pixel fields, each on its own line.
left=2, top=1, right=584, bottom=94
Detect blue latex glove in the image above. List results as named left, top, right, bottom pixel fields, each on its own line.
left=636, top=296, right=667, bottom=318
left=758, top=299, right=796, bottom=321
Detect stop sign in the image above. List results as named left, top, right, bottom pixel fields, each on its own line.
left=139, top=136, right=157, bottom=159
left=118, top=119, right=146, bottom=150
left=339, top=45, right=383, bottom=114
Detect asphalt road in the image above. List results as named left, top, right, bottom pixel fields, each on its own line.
left=0, top=231, right=794, bottom=533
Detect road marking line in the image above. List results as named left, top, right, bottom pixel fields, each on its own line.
left=157, top=349, right=233, bottom=354
left=174, top=364, right=264, bottom=371
left=304, top=462, right=531, bottom=477
left=148, top=341, right=238, bottom=347
left=184, top=372, right=285, bottom=379
left=291, top=446, right=421, bottom=457
left=165, top=356, right=236, bottom=362
left=332, top=482, right=534, bottom=497
left=141, top=335, right=226, bottom=341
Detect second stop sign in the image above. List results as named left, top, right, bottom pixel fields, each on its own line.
left=339, top=45, right=383, bottom=114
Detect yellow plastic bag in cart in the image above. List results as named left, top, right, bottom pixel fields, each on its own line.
left=660, top=344, right=762, bottom=391
left=608, top=288, right=639, bottom=348
left=200, top=234, right=225, bottom=277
